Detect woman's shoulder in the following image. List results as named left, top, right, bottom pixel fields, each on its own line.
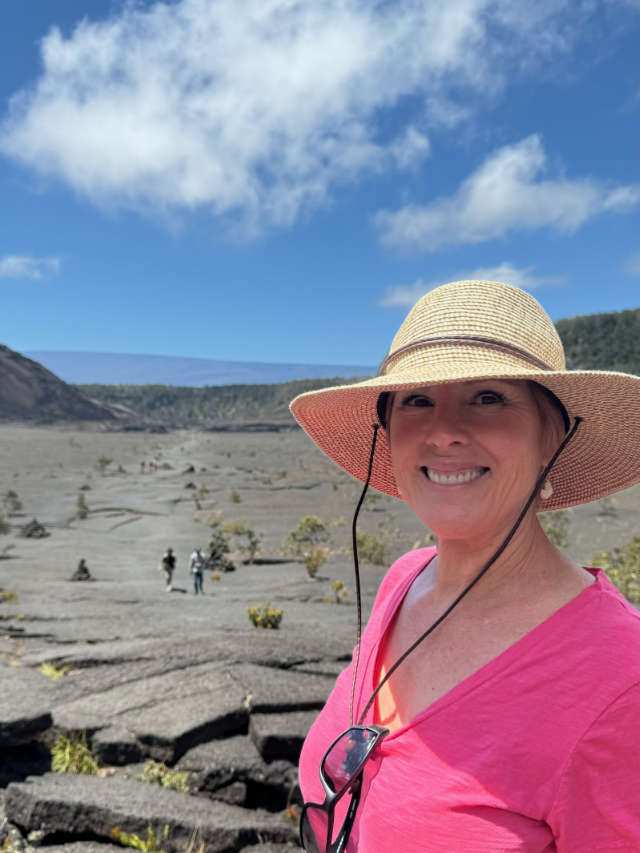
left=370, top=547, right=437, bottom=613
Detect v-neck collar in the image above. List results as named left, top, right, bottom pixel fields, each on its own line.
left=356, top=554, right=603, bottom=741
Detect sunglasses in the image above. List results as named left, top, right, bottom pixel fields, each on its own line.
left=299, top=724, right=388, bottom=853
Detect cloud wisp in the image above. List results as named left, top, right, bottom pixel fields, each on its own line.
left=0, top=0, right=615, bottom=234
left=376, top=135, right=640, bottom=251
left=379, top=261, right=565, bottom=307
left=0, top=255, right=61, bottom=280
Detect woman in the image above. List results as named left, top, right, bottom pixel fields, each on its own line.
left=290, top=280, right=640, bottom=852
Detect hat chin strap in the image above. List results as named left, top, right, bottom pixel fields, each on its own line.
left=348, top=416, right=583, bottom=727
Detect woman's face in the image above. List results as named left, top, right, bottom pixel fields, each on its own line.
left=389, top=380, right=551, bottom=542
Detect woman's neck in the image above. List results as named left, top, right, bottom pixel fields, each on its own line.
left=429, top=516, right=578, bottom=606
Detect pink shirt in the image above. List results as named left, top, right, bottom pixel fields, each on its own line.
left=299, top=548, right=640, bottom=852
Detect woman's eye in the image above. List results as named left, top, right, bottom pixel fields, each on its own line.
left=401, top=394, right=432, bottom=407
left=475, top=391, right=505, bottom=405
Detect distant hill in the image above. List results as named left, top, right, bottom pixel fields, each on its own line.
left=73, top=377, right=359, bottom=429
left=24, top=351, right=375, bottom=387
left=73, top=307, right=639, bottom=429
left=0, top=344, right=116, bottom=422
left=556, top=307, right=640, bottom=373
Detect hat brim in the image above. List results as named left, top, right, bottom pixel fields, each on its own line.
left=290, top=361, right=640, bottom=512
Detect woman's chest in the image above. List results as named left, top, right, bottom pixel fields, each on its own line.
left=373, top=596, right=546, bottom=732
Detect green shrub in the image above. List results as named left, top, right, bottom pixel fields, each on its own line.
left=304, top=548, right=327, bottom=578
left=248, top=601, right=283, bottom=629
left=3, top=490, right=23, bottom=515
left=40, top=662, right=71, bottom=681
left=223, top=521, right=261, bottom=563
left=0, top=513, right=10, bottom=535
left=51, top=732, right=98, bottom=775
left=0, top=588, right=19, bottom=604
left=110, top=824, right=168, bottom=852
left=207, top=529, right=235, bottom=572
left=76, top=493, right=89, bottom=520
left=284, top=516, right=329, bottom=578
left=591, top=536, right=640, bottom=603
left=229, top=489, right=241, bottom=503
left=355, top=532, right=386, bottom=565
left=97, top=456, right=113, bottom=475
left=138, top=760, right=190, bottom=793
left=331, top=579, right=349, bottom=603
left=538, top=509, right=570, bottom=548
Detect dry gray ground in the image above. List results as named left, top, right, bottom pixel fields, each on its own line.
left=0, top=424, right=638, bottom=852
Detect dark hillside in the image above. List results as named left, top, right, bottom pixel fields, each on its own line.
left=0, top=344, right=115, bottom=422
left=557, top=308, right=640, bottom=373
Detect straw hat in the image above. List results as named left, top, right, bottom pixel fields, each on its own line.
left=290, top=280, right=640, bottom=511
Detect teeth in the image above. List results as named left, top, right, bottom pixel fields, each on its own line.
left=426, top=467, right=485, bottom=485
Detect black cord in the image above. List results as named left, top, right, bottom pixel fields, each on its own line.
left=349, top=423, right=380, bottom=727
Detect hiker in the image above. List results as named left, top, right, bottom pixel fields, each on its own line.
left=160, top=547, right=176, bottom=592
left=189, top=547, right=205, bottom=595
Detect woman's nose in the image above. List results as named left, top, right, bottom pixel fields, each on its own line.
left=423, top=404, right=468, bottom=449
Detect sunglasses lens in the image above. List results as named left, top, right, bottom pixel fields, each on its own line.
left=301, top=804, right=328, bottom=853
left=322, top=727, right=379, bottom=795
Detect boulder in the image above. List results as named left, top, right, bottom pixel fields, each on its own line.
left=19, top=519, right=49, bottom=539
left=0, top=668, right=53, bottom=746
left=5, top=774, right=296, bottom=852
left=249, top=710, right=319, bottom=763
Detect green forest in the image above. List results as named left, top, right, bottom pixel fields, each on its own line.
left=78, top=307, right=640, bottom=428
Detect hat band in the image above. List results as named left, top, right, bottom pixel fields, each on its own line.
left=378, top=335, right=553, bottom=376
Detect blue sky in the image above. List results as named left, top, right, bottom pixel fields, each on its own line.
left=1, top=0, right=638, bottom=368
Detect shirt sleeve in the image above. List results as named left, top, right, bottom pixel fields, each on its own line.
left=549, top=683, right=640, bottom=852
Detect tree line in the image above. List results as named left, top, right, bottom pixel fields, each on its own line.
left=76, top=307, right=639, bottom=428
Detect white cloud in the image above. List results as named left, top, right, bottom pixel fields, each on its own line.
left=624, top=251, right=640, bottom=276
left=380, top=262, right=564, bottom=307
left=376, top=135, right=640, bottom=250
left=390, top=126, right=431, bottom=170
left=0, top=255, right=61, bottom=280
left=0, top=0, right=616, bottom=233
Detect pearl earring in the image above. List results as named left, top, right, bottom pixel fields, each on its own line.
left=540, top=477, right=553, bottom=500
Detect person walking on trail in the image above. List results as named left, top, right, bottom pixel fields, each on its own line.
left=189, top=547, right=205, bottom=595
left=160, top=547, right=176, bottom=592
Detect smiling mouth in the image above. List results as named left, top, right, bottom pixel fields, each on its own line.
left=421, top=466, right=489, bottom=485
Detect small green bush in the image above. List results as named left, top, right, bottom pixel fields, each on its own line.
left=3, top=490, right=23, bottom=515
left=0, top=513, right=10, bottom=535
left=97, top=456, right=113, bottom=475
left=0, top=588, right=19, bottom=604
left=138, top=760, right=190, bottom=793
left=284, top=516, right=329, bottom=578
left=51, top=732, right=98, bottom=775
left=229, top=489, right=241, bottom=503
left=110, top=824, right=168, bottom=852
left=592, top=536, right=640, bottom=603
left=224, top=521, right=261, bottom=563
left=331, top=579, right=349, bottom=603
left=40, top=662, right=71, bottom=681
left=207, top=529, right=235, bottom=572
left=304, top=547, right=327, bottom=578
left=248, top=601, right=283, bottom=629
left=355, top=532, right=386, bottom=565
left=76, top=493, right=89, bottom=520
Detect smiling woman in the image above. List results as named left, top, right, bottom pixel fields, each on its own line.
left=290, top=280, right=640, bottom=853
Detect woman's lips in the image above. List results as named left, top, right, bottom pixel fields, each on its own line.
left=421, top=466, right=489, bottom=485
